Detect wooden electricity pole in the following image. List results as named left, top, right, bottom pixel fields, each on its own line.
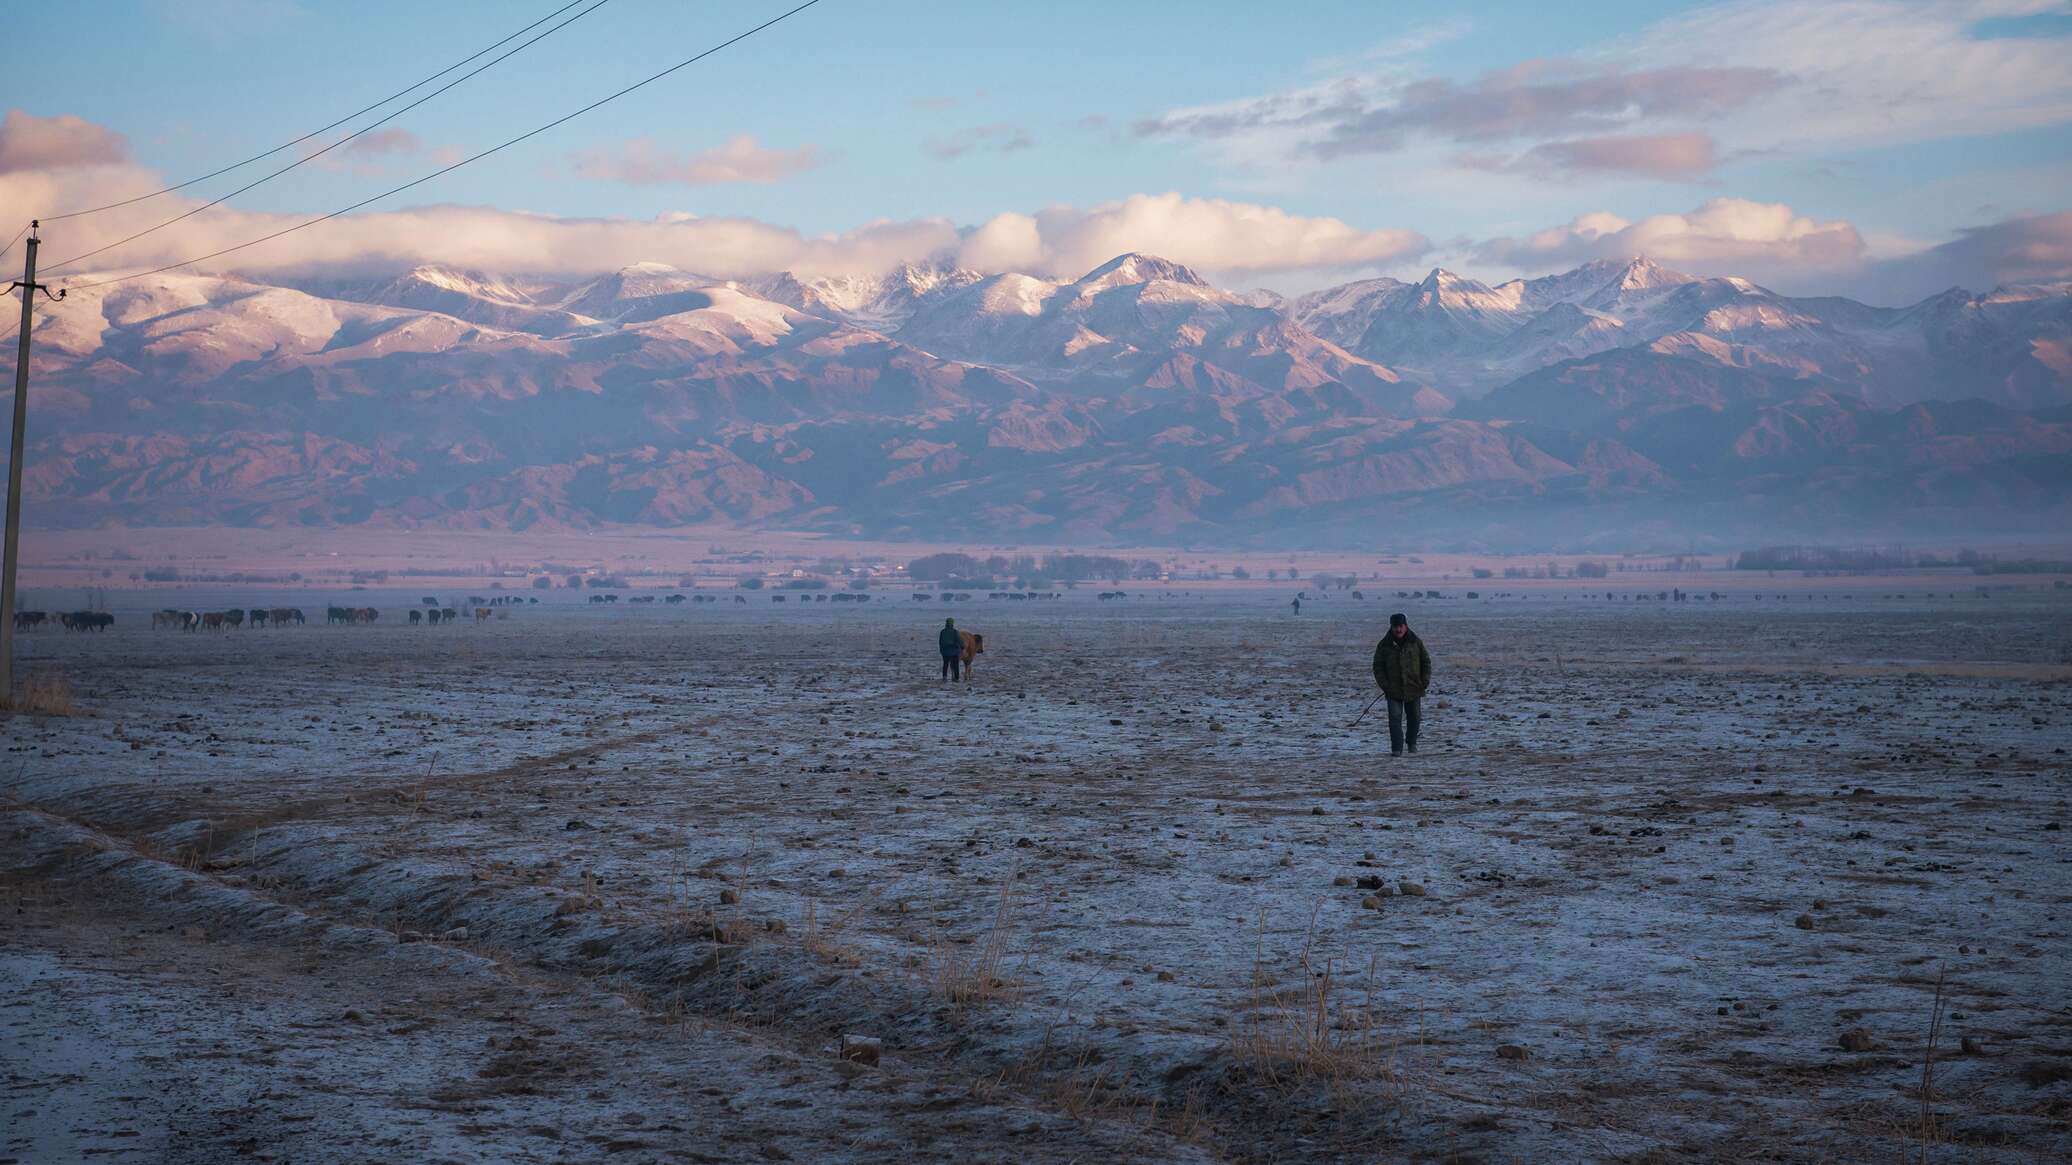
left=3, top=221, right=64, bottom=705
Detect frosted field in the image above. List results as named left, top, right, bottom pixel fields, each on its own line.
left=4, top=588, right=2069, bottom=1164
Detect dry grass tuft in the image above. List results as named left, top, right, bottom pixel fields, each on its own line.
left=1228, top=906, right=1400, bottom=1092
left=6, top=676, right=78, bottom=716
left=797, top=895, right=874, bottom=965
left=922, top=877, right=1020, bottom=1011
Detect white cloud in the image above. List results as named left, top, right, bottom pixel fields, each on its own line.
left=1468, top=198, right=2072, bottom=301
left=3, top=137, right=1421, bottom=286
left=958, top=193, right=1429, bottom=282
left=312, top=128, right=462, bottom=178
left=1472, top=198, right=1866, bottom=283
left=925, top=123, right=1034, bottom=161
left=1861, top=210, right=2072, bottom=301
left=563, top=135, right=823, bottom=186
left=3, top=149, right=950, bottom=280
left=1140, top=1, right=2072, bottom=181
left=0, top=109, right=129, bottom=174
left=1460, top=132, right=1720, bottom=181
left=1628, top=0, right=2072, bottom=153
left=957, top=212, right=1044, bottom=271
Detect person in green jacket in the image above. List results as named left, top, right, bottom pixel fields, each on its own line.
left=938, top=617, right=966, bottom=682
left=1372, top=612, right=1432, bottom=754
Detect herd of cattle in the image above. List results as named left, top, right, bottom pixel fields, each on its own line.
left=12, top=610, right=115, bottom=631
left=150, top=607, right=305, bottom=631
left=137, top=605, right=502, bottom=630
left=589, top=593, right=741, bottom=604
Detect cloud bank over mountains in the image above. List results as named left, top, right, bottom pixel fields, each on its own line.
left=0, top=105, right=2065, bottom=305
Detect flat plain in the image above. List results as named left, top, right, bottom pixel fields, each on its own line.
left=4, top=585, right=2069, bottom=1164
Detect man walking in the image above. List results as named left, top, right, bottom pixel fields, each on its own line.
left=939, top=617, right=965, bottom=682
left=1372, top=613, right=1432, bottom=754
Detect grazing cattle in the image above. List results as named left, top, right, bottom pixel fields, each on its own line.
left=201, top=612, right=225, bottom=632
left=13, top=611, right=45, bottom=631
left=474, top=607, right=491, bottom=624
left=666, top=594, right=686, bottom=604
left=422, top=597, right=439, bottom=606
left=151, top=609, right=180, bottom=629
left=408, top=609, right=422, bottom=624
left=223, top=609, right=244, bottom=629
left=959, top=630, right=985, bottom=676
left=327, top=606, right=348, bottom=624
left=59, top=611, right=112, bottom=632
left=250, top=608, right=269, bottom=627
left=439, top=608, right=457, bottom=624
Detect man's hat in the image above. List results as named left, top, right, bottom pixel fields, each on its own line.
left=945, top=617, right=955, bottom=625
left=1389, top=612, right=1408, bottom=627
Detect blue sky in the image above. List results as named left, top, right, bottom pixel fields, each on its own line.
left=5, top=0, right=2069, bottom=299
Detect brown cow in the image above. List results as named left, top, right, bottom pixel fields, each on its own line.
left=473, top=607, right=491, bottom=624
left=959, top=630, right=984, bottom=676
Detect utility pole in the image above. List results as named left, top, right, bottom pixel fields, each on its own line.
left=3, top=221, right=64, bottom=706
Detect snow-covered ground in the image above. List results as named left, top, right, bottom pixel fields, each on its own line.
left=4, top=589, right=2068, bottom=1163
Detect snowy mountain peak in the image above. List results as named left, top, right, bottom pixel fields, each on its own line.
left=1606, top=255, right=1693, bottom=293
left=749, top=262, right=985, bottom=331
left=1415, top=268, right=1502, bottom=298
left=1075, top=253, right=1208, bottom=290
left=889, top=261, right=979, bottom=295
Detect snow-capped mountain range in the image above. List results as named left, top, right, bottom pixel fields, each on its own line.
left=7, top=251, right=2067, bottom=546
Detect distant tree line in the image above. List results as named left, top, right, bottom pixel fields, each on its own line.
left=137, top=567, right=303, bottom=583
left=905, top=553, right=1160, bottom=586
left=1730, top=545, right=2067, bottom=573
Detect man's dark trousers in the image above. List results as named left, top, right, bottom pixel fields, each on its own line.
left=941, top=654, right=961, bottom=681
left=1388, top=697, right=1421, bottom=753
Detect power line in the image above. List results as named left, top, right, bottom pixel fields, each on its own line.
left=41, top=0, right=593, bottom=223
left=44, top=0, right=614, bottom=274
left=0, top=223, right=28, bottom=267
left=64, top=0, right=827, bottom=293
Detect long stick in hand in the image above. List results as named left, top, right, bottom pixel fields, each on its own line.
left=1346, top=691, right=1384, bottom=730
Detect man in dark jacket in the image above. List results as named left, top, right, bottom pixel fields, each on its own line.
left=939, top=617, right=965, bottom=682
left=1372, top=613, right=1432, bottom=754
